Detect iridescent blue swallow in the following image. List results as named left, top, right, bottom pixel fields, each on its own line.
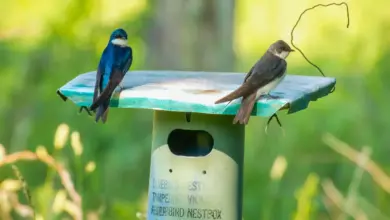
left=89, top=28, right=133, bottom=123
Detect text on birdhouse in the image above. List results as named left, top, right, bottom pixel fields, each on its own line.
left=150, top=206, right=222, bottom=219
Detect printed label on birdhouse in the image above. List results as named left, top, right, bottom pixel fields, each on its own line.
left=147, top=144, right=240, bottom=220
left=149, top=178, right=223, bottom=219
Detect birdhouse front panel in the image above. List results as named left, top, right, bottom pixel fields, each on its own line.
left=147, top=110, right=245, bottom=220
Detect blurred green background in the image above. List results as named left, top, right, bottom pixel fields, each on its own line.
left=1, top=0, right=390, bottom=219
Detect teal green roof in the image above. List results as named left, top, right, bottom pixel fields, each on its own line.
left=57, top=70, right=336, bottom=117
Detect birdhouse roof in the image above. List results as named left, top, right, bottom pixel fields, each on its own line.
left=57, top=70, right=335, bottom=117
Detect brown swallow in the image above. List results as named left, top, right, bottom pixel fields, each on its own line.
left=215, top=40, right=294, bottom=124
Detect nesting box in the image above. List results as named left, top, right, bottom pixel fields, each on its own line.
left=57, top=70, right=335, bottom=220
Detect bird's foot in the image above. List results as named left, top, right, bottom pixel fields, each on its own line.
left=79, top=106, right=93, bottom=116
left=265, top=113, right=285, bottom=136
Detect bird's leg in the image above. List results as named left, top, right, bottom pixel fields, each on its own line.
left=265, top=113, right=285, bottom=136
left=79, top=106, right=93, bottom=116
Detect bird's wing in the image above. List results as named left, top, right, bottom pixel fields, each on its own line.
left=214, top=66, right=255, bottom=104
left=93, top=67, right=103, bottom=103
left=243, top=65, right=255, bottom=83
left=89, top=68, right=124, bottom=111
left=248, top=53, right=286, bottom=89
left=122, top=47, right=133, bottom=75
left=89, top=47, right=133, bottom=111
left=214, top=54, right=286, bottom=104
left=92, top=47, right=109, bottom=103
left=214, top=83, right=256, bottom=104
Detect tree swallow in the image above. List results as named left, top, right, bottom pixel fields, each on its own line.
left=214, top=40, right=294, bottom=125
left=89, top=28, right=133, bottom=123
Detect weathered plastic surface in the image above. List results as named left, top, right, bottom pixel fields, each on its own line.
left=148, top=111, right=244, bottom=220
left=57, top=70, right=336, bottom=117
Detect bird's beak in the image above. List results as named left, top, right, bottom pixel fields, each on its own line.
left=290, top=49, right=295, bottom=52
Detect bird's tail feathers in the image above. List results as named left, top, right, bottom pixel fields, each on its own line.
left=95, top=106, right=103, bottom=123
left=90, top=82, right=116, bottom=111
left=101, top=107, right=109, bottom=123
left=95, top=100, right=110, bottom=124
left=233, top=93, right=257, bottom=125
